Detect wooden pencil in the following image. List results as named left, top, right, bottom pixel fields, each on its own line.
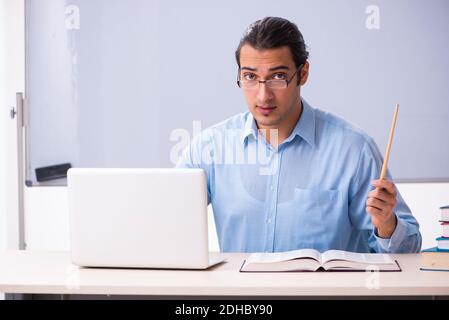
left=379, top=103, right=400, bottom=180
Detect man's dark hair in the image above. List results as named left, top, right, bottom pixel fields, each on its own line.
left=235, top=17, right=309, bottom=69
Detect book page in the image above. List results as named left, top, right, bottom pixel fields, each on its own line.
left=246, top=249, right=322, bottom=264
left=321, top=250, right=395, bottom=265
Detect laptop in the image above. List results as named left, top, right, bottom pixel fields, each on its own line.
left=67, top=168, right=225, bottom=269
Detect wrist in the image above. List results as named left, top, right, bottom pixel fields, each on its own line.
left=377, top=214, right=397, bottom=238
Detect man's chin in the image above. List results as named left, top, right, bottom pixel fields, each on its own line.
left=254, top=115, right=280, bottom=128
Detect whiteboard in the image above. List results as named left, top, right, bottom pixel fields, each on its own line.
left=25, top=0, right=449, bottom=185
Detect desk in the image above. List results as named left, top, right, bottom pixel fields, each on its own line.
left=0, top=251, right=448, bottom=298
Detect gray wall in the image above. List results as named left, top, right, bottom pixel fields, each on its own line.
left=25, top=0, right=449, bottom=185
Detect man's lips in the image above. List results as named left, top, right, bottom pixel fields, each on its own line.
left=257, top=105, right=276, bottom=115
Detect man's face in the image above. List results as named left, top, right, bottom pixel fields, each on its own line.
left=239, top=44, right=308, bottom=129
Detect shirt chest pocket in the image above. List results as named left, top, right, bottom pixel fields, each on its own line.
left=276, top=188, right=342, bottom=248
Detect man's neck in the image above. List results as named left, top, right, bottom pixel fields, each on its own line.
left=259, top=100, right=303, bottom=148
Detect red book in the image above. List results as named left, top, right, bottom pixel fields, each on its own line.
left=441, top=222, right=449, bottom=238
left=440, top=205, right=449, bottom=223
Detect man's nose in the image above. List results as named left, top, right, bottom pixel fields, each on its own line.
left=256, top=82, right=274, bottom=103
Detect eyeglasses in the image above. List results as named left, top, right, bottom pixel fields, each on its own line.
left=237, top=64, right=303, bottom=90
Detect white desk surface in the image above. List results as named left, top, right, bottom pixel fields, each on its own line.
left=0, top=250, right=448, bottom=297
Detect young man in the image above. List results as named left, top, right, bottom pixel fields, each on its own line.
left=177, top=17, right=421, bottom=253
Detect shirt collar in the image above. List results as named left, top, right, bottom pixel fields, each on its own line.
left=240, top=98, right=316, bottom=147
left=240, top=112, right=258, bottom=146
left=285, top=98, right=316, bottom=147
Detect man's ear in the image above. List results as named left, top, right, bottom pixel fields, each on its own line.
left=297, top=61, right=310, bottom=86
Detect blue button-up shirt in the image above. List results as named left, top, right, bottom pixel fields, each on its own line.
left=176, top=99, right=422, bottom=253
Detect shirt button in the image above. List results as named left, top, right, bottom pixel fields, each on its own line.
left=270, top=185, right=274, bottom=190
left=267, top=218, right=272, bottom=224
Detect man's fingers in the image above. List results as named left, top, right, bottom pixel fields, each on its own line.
left=366, top=206, right=382, bottom=216
left=368, top=189, right=391, bottom=203
left=371, top=179, right=396, bottom=195
left=368, top=190, right=398, bottom=209
left=366, top=197, right=389, bottom=211
left=367, top=196, right=396, bottom=211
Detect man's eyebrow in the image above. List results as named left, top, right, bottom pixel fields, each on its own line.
left=268, top=65, right=290, bottom=71
left=240, top=67, right=257, bottom=71
left=240, top=65, right=290, bottom=72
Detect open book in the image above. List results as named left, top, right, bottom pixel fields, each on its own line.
left=240, top=249, right=401, bottom=272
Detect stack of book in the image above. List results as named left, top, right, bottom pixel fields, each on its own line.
left=420, top=205, right=449, bottom=272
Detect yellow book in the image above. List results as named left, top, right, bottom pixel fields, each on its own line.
left=420, top=247, right=449, bottom=272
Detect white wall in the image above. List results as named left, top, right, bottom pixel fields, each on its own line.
left=0, top=0, right=6, bottom=253
left=0, top=0, right=23, bottom=251
left=24, top=183, right=449, bottom=251
left=396, top=183, right=449, bottom=249
left=0, top=0, right=6, bottom=302
left=0, top=0, right=25, bottom=300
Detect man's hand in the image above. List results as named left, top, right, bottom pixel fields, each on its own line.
left=366, top=179, right=398, bottom=238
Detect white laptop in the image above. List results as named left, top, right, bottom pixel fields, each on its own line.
left=67, top=168, right=225, bottom=269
